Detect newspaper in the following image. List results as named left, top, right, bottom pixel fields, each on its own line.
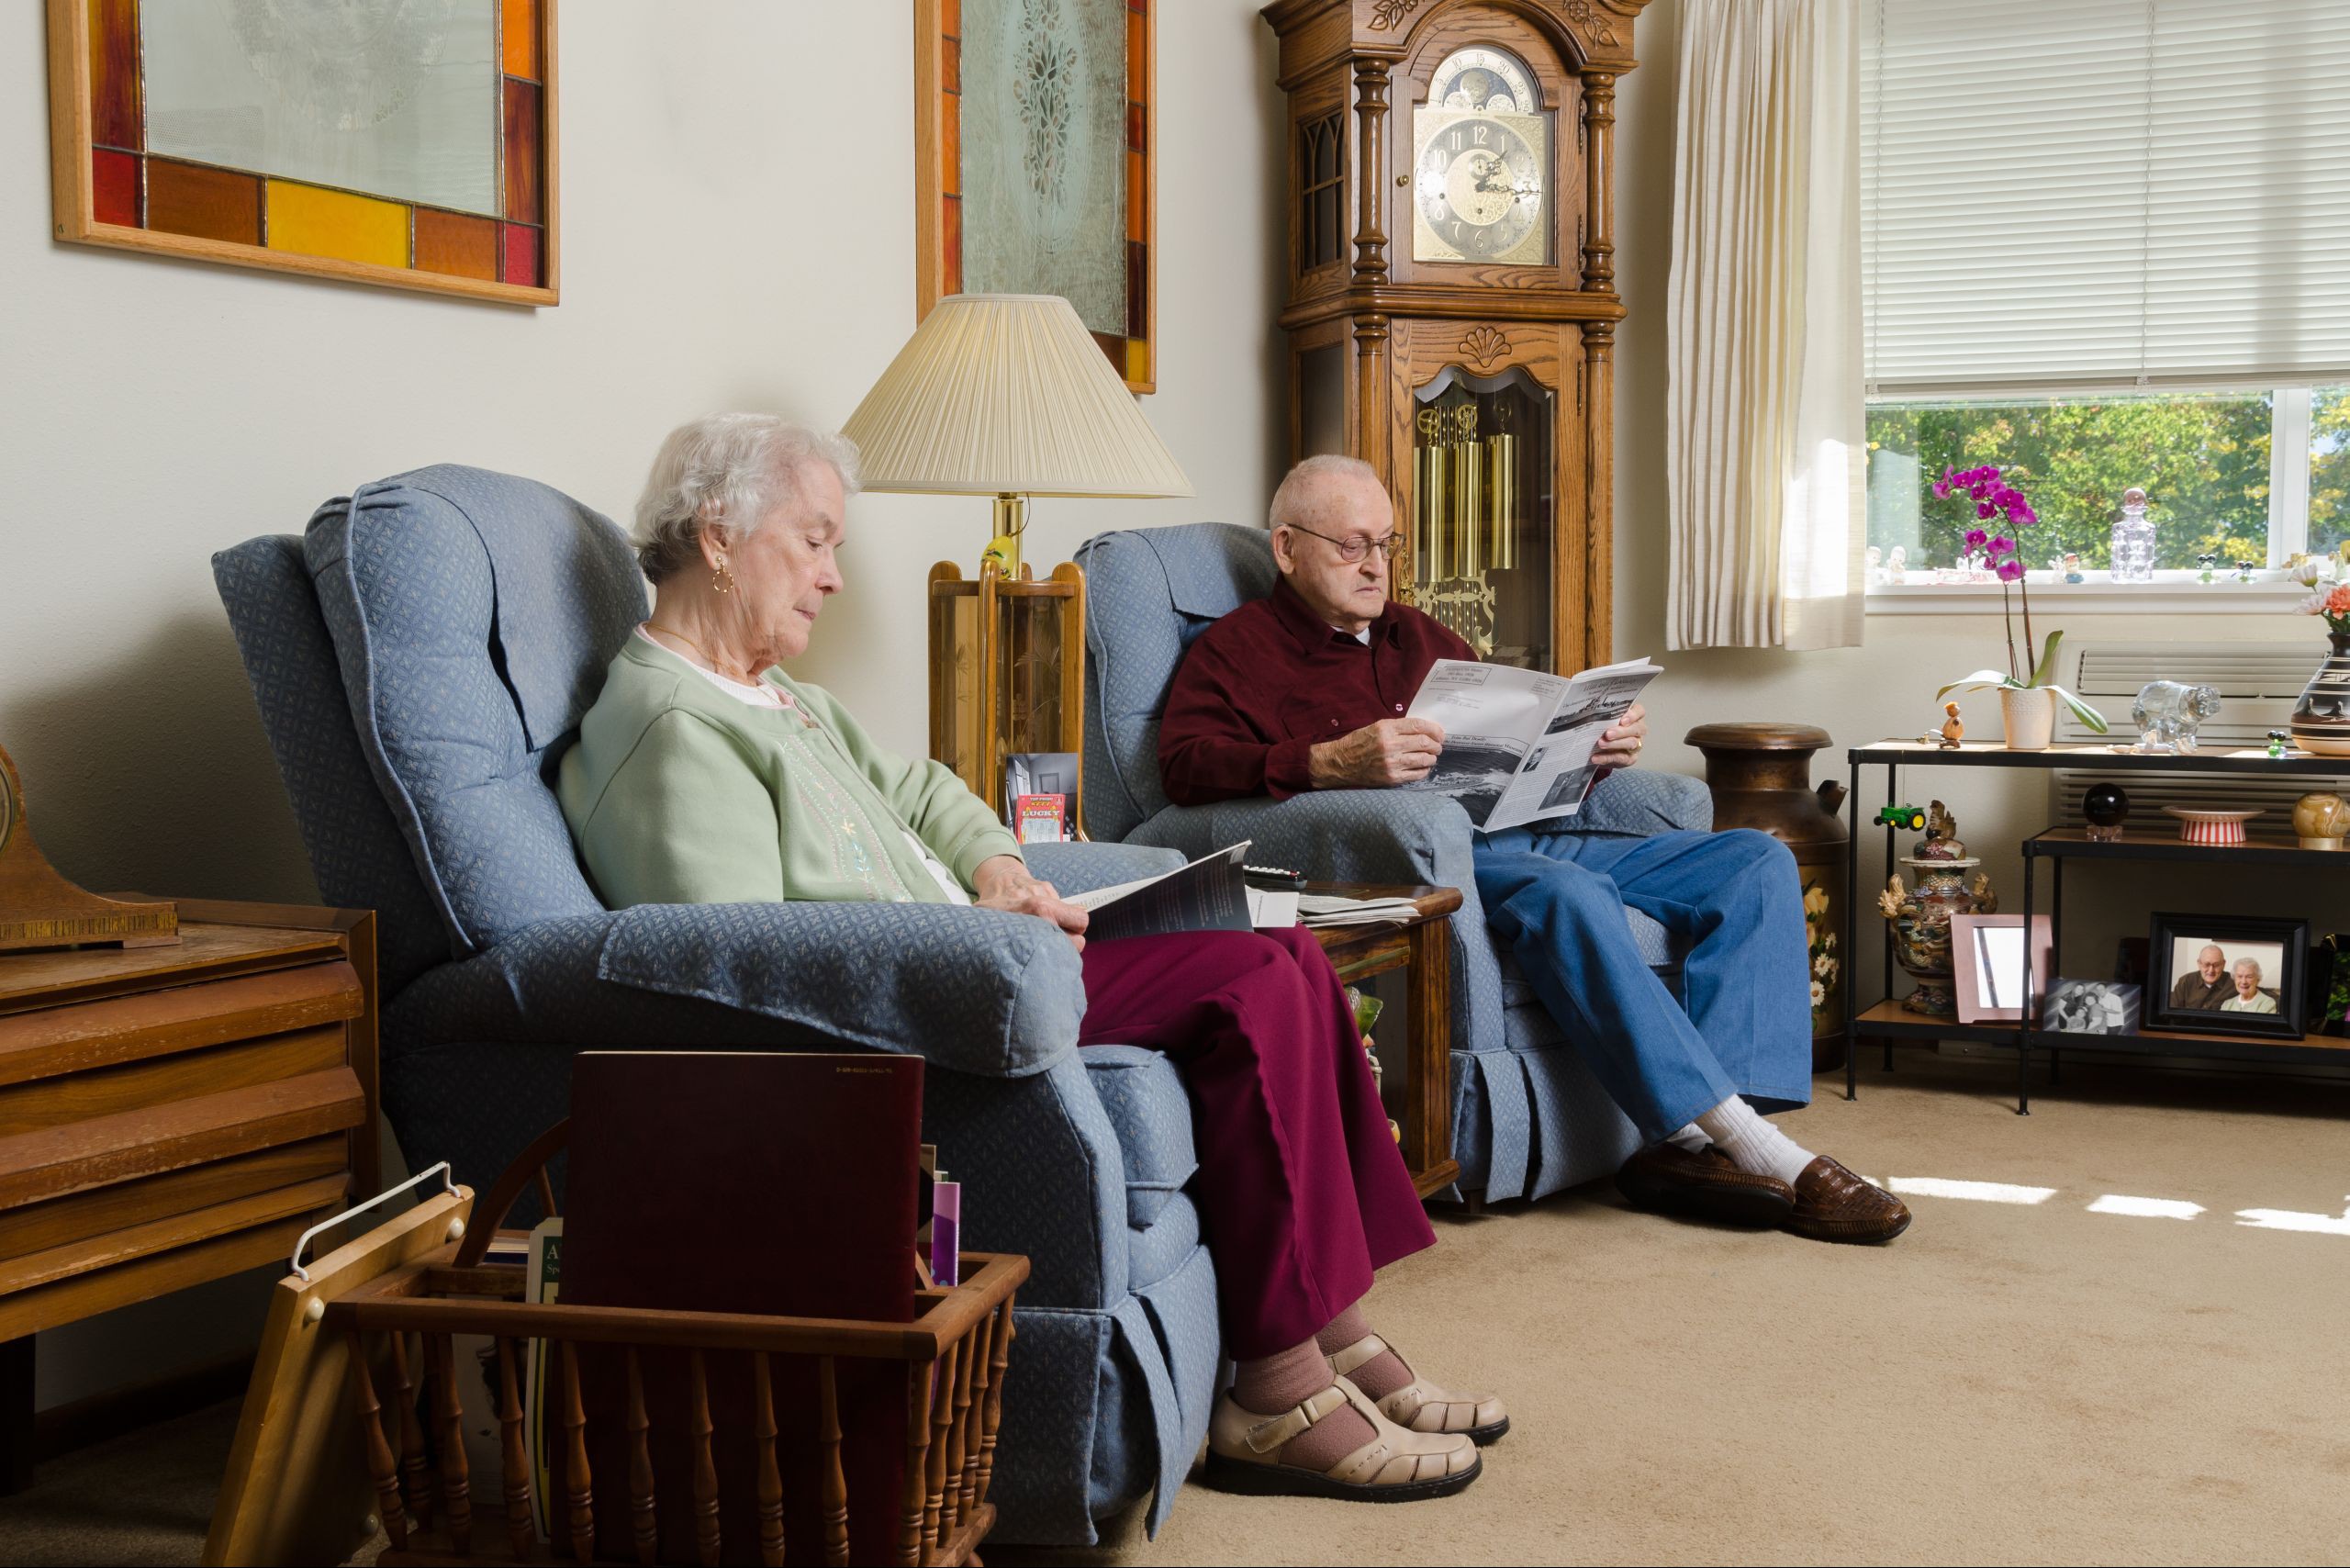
left=1400, top=656, right=1662, bottom=832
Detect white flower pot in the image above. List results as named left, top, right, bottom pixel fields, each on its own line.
left=1999, top=686, right=2057, bottom=750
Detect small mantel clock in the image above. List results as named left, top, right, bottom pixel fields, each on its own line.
left=1260, top=0, right=1651, bottom=675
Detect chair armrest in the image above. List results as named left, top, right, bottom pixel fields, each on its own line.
left=1127, top=789, right=1477, bottom=888
left=384, top=902, right=1087, bottom=1080
left=1022, top=840, right=1184, bottom=895
left=1552, top=769, right=1714, bottom=836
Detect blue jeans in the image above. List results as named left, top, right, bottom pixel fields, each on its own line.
left=1473, top=826, right=1813, bottom=1142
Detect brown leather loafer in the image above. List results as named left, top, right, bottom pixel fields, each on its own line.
left=1785, top=1156, right=1912, bottom=1243
left=1616, top=1140, right=1796, bottom=1227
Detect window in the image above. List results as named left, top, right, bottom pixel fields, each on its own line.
left=1861, top=0, right=2350, bottom=588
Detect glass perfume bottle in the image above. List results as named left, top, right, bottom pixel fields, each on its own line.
left=2110, top=486, right=2156, bottom=582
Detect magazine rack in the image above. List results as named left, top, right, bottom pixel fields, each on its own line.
left=216, top=1123, right=1025, bottom=1567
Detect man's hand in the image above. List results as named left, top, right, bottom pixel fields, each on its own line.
left=971, top=855, right=1088, bottom=952
left=1591, top=701, right=1648, bottom=772
left=1308, top=717, right=1447, bottom=789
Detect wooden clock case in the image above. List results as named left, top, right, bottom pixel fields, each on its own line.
left=1261, top=0, right=1651, bottom=677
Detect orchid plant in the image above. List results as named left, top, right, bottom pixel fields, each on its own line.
left=1930, top=465, right=2110, bottom=733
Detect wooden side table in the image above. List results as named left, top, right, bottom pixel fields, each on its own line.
left=0, top=897, right=378, bottom=1486
left=1307, top=883, right=1462, bottom=1199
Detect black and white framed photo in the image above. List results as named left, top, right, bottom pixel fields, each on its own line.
left=2041, top=979, right=2141, bottom=1036
left=2146, top=913, right=2309, bottom=1038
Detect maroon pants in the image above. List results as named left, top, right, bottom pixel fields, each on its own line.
left=1077, top=926, right=1436, bottom=1359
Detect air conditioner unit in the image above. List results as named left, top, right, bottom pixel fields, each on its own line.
left=2050, top=642, right=2347, bottom=825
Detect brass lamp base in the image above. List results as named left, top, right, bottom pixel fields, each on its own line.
left=981, top=492, right=1028, bottom=577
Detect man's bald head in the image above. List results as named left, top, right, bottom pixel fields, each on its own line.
left=1269, top=455, right=1397, bottom=634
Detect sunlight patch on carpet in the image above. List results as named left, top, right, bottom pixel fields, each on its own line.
left=2088, top=1194, right=2205, bottom=1219
left=1886, top=1176, right=2058, bottom=1204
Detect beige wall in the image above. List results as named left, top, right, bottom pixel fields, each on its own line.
left=0, top=0, right=1284, bottom=1411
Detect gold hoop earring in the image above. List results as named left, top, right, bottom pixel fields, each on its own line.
left=712, top=558, right=735, bottom=594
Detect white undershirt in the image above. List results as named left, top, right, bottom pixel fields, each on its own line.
left=633, top=626, right=971, bottom=904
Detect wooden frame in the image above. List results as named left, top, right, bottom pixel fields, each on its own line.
left=927, top=561, right=1090, bottom=839
left=44, top=0, right=560, bottom=306
left=916, top=0, right=1156, bottom=393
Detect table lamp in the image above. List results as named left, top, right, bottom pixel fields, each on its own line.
left=840, top=293, right=1193, bottom=830
left=841, top=293, right=1192, bottom=575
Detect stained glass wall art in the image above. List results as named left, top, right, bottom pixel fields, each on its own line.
left=916, top=0, right=1156, bottom=393
left=46, top=0, right=559, bottom=304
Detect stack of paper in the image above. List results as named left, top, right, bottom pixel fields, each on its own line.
left=1247, top=889, right=1300, bottom=928
left=1296, top=892, right=1425, bottom=928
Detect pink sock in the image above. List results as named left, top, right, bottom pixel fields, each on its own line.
left=1231, top=1337, right=1375, bottom=1470
left=1315, top=1303, right=1414, bottom=1403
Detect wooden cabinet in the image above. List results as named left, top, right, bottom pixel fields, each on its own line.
left=0, top=900, right=377, bottom=1349
left=1262, top=0, right=1652, bottom=676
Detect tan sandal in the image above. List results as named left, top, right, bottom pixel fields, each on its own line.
left=1203, top=1377, right=1482, bottom=1502
left=1330, top=1333, right=1510, bottom=1445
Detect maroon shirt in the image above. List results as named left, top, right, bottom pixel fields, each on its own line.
left=1158, top=576, right=1476, bottom=805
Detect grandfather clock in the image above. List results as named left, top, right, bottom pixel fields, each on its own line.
left=1260, top=0, right=1651, bottom=674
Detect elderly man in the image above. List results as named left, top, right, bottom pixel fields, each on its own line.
left=1158, top=455, right=1910, bottom=1244
left=2172, top=945, right=2233, bottom=1010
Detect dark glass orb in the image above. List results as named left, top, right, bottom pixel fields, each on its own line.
left=2084, top=783, right=2130, bottom=827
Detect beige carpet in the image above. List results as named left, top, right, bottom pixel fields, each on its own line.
left=3, top=1053, right=2345, bottom=1566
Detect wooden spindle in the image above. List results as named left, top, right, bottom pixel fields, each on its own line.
left=431, top=1334, right=474, bottom=1555
left=626, top=1349, right=657, bottom=1566
left=346, top=1332, right=409, bottom=1552
left=974, top=1296, right=1017, bottom=1510
left=946, top=1327, right=978, bottom=1533
left=817, top=1357, right=851, bottom=1568
left=752, top=1353, right=786, bottom=1568
left=923, top=1340, right=960, bottom=1552
left=897, top=1362, right=934, bottom=1567
left=389, top=1329, right=433, bottom=1529
left=498, top=1339, right=535, bottom=1561
left=559, top=1342, right=594, bottom=1563
left=688, top=1350, right=722, bottom=1567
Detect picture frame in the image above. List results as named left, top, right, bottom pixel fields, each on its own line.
left=1952, top=913, right=2053, bottom=1024
left=45, top=0, right=558, bottom=305
left=915, top=0, right=1156, bottom=393
left=2145, top=913, right=2309, bottom=1039
left=2041, top=979, right=2140, bottom=1037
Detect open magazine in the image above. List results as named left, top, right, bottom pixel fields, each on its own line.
left=1400, top=656, right=1661, bottom=832
left=1066, top=841, right=1270, bottom=942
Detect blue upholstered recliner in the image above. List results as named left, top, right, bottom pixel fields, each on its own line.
left=1075, top=521, right=1717, bottom=1204
left=212, top=465, right=1214, bottom=1546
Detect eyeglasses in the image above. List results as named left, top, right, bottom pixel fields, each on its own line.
left=1283, top=523, right=1403, bottom=564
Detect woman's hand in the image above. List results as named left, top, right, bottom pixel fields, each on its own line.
left=972, top=855, right=1089, bottom=952
left=1591, top=701, right=1649, bottom=772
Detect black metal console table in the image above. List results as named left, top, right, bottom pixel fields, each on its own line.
left=1841, top=740, right=2349, bottom=1113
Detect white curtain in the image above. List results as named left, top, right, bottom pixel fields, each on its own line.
left=1665, top=0, right=1864, bottom=652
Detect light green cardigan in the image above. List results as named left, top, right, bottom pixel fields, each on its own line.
left=557, top=636, right=1021, bottom=908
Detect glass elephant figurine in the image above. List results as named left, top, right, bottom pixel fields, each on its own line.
left=2129, top=680, right=2223, bottom=755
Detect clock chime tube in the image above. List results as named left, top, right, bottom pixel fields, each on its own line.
left=1417, top=443, right=1449, bottom=581
left=1454, top=434, right=1484, bottom=580
left=1488, top=432, right=1517, bottom=572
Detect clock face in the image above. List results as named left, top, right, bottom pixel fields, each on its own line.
left=1412, top=109, right=1548, bottom=264
left=1431, top=46, right=1539, bottom=114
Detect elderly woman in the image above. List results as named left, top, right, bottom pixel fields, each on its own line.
left=2220, top=957, right=2278, bottom=1014
left=557, top=415, right=1497, bottom=1502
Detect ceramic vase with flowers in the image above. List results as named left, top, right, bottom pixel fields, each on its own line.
left=2287, top=566, right=2350, bottom=756
left=1930, top=465, right=2109, bottom=749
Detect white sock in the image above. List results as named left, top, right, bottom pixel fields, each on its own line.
left=1695, top=1097, right=1816, bottom=1186
left=1666, top=1123, right=1713, bottom=1155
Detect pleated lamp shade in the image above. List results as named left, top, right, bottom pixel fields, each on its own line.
left=841, top=294, right=1193, bottom=499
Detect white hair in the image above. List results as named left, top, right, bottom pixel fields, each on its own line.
left=1268, top=454, right=1383, bottom=532
left=2232, top=957, right=2263, bottom=980
left=633, top=414, right=863, bottom=583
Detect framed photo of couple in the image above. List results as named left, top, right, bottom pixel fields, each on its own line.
left=2145, top=913, right=2309, bottom=1039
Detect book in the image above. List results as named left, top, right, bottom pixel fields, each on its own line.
left=1066, top=841, right=1257, bottom=942
left=522, top=1217, right=561, bottom=1542
left=1400, top=656, right=1662, bottom=832
left=558, top=1051, right=923, bottom=1566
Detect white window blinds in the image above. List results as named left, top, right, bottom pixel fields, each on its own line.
left=1863, top=0, right=2350, bottom=393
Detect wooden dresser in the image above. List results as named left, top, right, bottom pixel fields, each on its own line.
left=0, top=897, right=377, bottom=1476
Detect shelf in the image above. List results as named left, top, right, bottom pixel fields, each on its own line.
left=2022, top=826, right=2349, bottom=866
left=1849, top=740, right=2350, bottom=777
left=1853, top=1000, right=2349, bottom=1062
